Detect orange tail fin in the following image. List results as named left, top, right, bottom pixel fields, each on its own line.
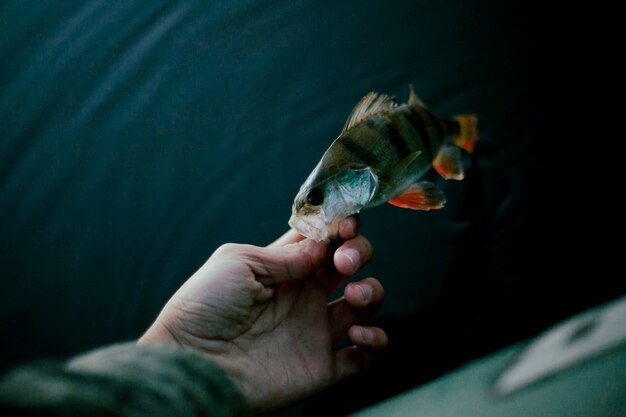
left=453, top=115, right=478, bottom=153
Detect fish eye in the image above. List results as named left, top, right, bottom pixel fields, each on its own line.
left=306, top=187, right=324, bottom=206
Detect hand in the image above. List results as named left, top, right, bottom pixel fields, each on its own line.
left=138, top=217, right=386, bottom=414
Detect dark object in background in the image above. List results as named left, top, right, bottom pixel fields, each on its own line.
left=0, top=343, right=248, bottom=417
left=0, top=0, right=605, bottom=415
left=350, top=296, right=626, bottom=417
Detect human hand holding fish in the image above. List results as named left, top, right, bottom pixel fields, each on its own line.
left=289, top=86, right=477, bottom=242
left=139, top=216, right=386, bottom=414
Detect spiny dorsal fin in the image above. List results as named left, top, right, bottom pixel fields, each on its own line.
left=342, top=92, right=398, bottom=133
left=408, top=84, right=427, bottom=108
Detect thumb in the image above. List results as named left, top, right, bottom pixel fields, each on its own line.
left=244, top=239, right=329, bottom=285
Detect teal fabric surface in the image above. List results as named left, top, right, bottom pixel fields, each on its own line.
left=353, top=343, right=626, bottom=417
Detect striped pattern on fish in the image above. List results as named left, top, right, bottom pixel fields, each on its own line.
left=289, top=86, right=477, bottom=242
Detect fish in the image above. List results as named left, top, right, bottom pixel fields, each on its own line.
left=288, top=86, right=478, bottom=242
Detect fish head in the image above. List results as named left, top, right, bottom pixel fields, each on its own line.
left=289, top=165, right=378, bottom=242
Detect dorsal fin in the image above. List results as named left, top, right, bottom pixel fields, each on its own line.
left=408, top=84, right=427, bottom=108
left=342, top=92, right=397, bottom=133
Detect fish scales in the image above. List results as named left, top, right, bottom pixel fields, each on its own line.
left=289, top=86, right=478, bottom=242
left=336, top=106, right=448, bottom=188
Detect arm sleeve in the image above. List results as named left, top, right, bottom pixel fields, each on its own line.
left=0, top=342, right=249, bottom=417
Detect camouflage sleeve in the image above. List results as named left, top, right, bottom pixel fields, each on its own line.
left=0, top=343, right=249, bottom=417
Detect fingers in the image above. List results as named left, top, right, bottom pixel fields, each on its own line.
left=337, top=215, right=359, bottom=241
left=317, top=235, right=373, bottom=295
left=348, top=325, right=388, bottom=351
left=344, top=277, right=384, bottom=309
left=328, top=277, right=384, bottom=340
left=333, top=234, right=373, bottom=276
left=244, top=215, right=364, bottom=287
left=333, top=326, right=387, bottom=381
left=333, top=278, right=386, bottom=381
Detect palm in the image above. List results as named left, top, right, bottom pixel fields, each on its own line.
left=165, top=249, right=338, bottom=406
left=243, top=279, right=336, bottom=401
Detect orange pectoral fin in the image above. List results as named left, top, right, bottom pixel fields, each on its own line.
left=433, top=145, right=464, bottom=180
left=387, top=182, right=446, bottom=210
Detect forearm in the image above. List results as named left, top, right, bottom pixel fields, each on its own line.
left=0, top=342, right=249, bottom=417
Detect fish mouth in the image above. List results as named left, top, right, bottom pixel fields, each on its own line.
left=288, top=214, right=335, bottom=243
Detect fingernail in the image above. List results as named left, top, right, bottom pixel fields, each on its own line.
left=360, top=327, right=373, bottom=342
left=355, top=283, right=372, bottom=303
left=340, top=248, right=360, bottom=272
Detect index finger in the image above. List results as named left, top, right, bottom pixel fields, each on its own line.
left=315, top=234, right=373, bottom=295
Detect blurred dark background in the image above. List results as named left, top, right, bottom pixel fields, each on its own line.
left=0, top=0, right=603, bottom=415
